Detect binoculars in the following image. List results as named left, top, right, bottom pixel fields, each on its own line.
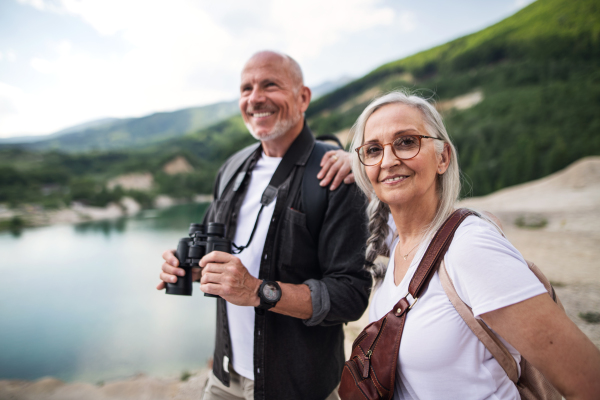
left=166, top=222, right=231, bottom=297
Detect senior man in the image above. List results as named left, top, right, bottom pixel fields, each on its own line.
left=158, top=51, right=371, bottom=400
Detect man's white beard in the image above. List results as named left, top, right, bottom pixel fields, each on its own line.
left=245, top=113, right=301, bottom=142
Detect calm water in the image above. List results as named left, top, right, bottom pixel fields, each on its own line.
left=0, top=204, right=216, bottom=383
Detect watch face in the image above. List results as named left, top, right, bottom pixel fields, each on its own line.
left=262, top=283, right=279, bottom=301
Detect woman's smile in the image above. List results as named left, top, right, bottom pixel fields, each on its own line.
left=380, top=173, right=410, bottom=185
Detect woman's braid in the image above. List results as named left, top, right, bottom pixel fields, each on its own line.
left=364, top=197, right=391, bottom=284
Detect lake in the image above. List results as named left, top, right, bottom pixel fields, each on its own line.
left=0, top=203, right=216, bottom=383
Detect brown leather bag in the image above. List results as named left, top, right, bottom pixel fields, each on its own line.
left=339, top=209, right=475, bottom=400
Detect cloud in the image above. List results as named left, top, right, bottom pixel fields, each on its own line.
left=17, top=0, right=63, bottom=13
left=6, top=50, right=17, bottom=63
left=6, top=0, right=397, bottom=135
left=398, top=11, right=417, bottom=33
left=30, top=57, right=54, bottom=74
left=270, top=0, right=395, bottom=59
left=0, top=82, right=36, bottom=135
left=0, top=82, right=25, bottom=115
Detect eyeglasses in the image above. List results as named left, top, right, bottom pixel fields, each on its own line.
left=355, top=135, right=445, bottom=166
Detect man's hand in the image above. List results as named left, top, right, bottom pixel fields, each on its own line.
left=317, top=149, right=354, bottom=190
left=156, top=249, right=201, bottom=290
left=199, top=251, right=262, bottom=306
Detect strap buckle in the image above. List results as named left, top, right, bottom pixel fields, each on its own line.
left=404, top=293, right=419, bottom=310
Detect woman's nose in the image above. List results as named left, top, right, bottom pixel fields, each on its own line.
left=380, top=144, right=400, bottom=169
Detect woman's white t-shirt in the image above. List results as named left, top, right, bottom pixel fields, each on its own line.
left=369, top=216, right=547, bottom=400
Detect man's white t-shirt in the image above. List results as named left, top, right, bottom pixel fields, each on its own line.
left=226, top=153, right=281, bottom=381
left=369, top=216, right=547, bottom=400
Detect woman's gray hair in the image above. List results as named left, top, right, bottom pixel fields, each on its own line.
left=350, top=90, right=461, bottom=282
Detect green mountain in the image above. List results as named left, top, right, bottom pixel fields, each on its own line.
left=3, top=100, right=240, bottom=153
left=307, top=0, right=600, bottom=196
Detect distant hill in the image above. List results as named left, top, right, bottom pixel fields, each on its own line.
left=1, top=101, right=240, bottom=153
left=310, top=76, right=353, bottom=99
left=49, top=117, right=123, bottom=137
left=0, top=118, right=122, bottom=145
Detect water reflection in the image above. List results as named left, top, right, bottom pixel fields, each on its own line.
left=142, top=203, right=210, bottom=231
left=0, top=202, right=215, bottom=383
left=74, top=218, right=127, bottom=235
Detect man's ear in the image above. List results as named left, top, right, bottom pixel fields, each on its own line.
left=438, top=143, right=451, bottom=174
left=299, top=86, right=311, bottom=112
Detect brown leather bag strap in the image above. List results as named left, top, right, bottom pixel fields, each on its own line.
left=339, top=209, right=478, bottom=400
left=408, top=208, right=476, bottom=297
left=389, top=209, right=477, bottom=317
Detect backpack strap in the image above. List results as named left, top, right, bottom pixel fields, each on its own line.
left=217, top=142, right=261, bottom=199
left=302, top=141, right=338, bottom=243
left=437, top=219, right=565, bottom=385
left=438, top=262, right=520, bottom=383
left=527, top=261, right=564, bottom=310
left=216, top=138, right=337, bottom=244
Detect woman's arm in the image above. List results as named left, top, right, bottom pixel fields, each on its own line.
left=481, top=293, right=600, bottom=400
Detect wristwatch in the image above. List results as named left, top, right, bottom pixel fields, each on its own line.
left=257, top=280, right=282, bottom=310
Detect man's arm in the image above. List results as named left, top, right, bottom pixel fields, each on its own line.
left=199, top=179, right=370, bottom=324
left=199, top=251, right=314, bottom=319
left=308, top=181, right=371, bottom=325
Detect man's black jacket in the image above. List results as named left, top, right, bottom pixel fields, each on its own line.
left=204, top=123, right=371, bottom=400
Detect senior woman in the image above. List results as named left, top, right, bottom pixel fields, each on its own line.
left=348, top=91, right=600, bottom=399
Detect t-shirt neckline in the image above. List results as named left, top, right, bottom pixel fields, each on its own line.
left=387, top=238, right=429, bottom=289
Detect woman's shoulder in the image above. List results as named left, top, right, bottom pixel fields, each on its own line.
left=451, top=214, right=513, bottom=254
left=443, top=214, right=546, bottom=316
left=447, top=214, right=525, bottom=269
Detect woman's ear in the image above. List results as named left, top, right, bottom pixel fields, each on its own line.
left=437, top=143, right=451, bottom=174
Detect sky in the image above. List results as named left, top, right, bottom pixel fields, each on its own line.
left=0, top=0, right=535, bottom=138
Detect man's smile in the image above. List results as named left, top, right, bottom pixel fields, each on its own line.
left=247, top=110, right=276, bottom=119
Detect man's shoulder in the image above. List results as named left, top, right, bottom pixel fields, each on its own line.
left=221, top=142, right=261, bottom=171
left=216, top=142, right=261, bottom=198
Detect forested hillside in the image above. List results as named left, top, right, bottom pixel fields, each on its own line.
left=0, top=116, right=254, bottom=208
left=1, top=0, right=598, bottom=212
left=307, top=0, right=600, bottom=195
